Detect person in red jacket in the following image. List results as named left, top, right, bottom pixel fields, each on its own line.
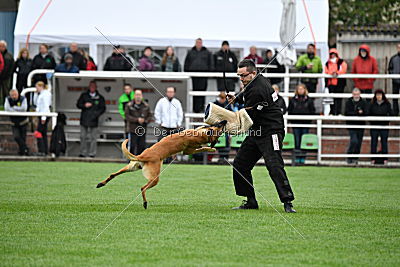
left=0, top=52, right=4, bottom=75
left=244, top=46, right=264, bottom=64
left=325, top=48, right=348, bottom=115
left=352, top=44, right=378, bottom=94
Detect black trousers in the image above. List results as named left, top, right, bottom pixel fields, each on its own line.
left=232, top=133, right=294, bottom=203
left=12, top=125, right=28, bottom=155
left=128, top=132, right=146, bottom=155
left=370, top=129, right=389, bottom=161
left=304, top=81, right=317, bottom=93
left=328, top=85, right=344, bottom=115
left=216, top=78, right=236, bottom=92
left=393, top=82, right=399, bottom=116
left=37, top=119, right=49, bottom=154
left=347, top=129, right=364, bottom=160
left=192, top=77, right=208, bottom=113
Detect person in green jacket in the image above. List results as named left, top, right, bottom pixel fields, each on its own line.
left=295, top=43, right=323, bottom=93
left=118, top=83, right=135, bottom=119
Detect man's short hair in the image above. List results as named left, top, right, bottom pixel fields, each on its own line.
left=89, top=80, right=96, bottom=85
left=238, top=59, right=257, bottom=73
left=196, top=38, right=202, bottom=41
left=352, top=88, right=361, bottom=94
left=0, top=40, right=7, bottom=47
left=9, top=89, right=18, bottom=95
left=124, top=83, right=133, bottom=88
left=307, top=43, right=315, bottom=48
left=166, top=86, right=176, bottom=92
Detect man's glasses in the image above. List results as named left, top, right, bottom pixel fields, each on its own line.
left=237, top=72, right=251, bottom=78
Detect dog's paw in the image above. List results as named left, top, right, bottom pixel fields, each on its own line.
left=143, top=201, right=148, bottom=209
left=96, top=183, right=105, bottom=188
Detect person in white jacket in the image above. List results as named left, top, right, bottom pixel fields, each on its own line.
left=33, top=81, right=52, bottom=155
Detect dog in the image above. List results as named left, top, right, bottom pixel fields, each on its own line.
left=96, top=120, right=227, bottom=209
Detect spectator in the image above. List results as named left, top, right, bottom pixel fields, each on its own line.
left=0, top=40, right=15, bottom=105
left=118, top=83, right=135, bottom=120
left=76, top=81, right=106, bottom=158
left=264, top=48, right=285, bottom=86
left=161, top=46, right=181, bottom=72
left=271, top=84, right=287, bottom=114
left=184, top=38, right=213, bottom=113
left=288, top=84, right=315, bottom=164
left=61, top=43, right=86, bottom=70
left=295, top=43, right=323, bottom=93
left=33, top=81, right=52, bottom=156
left=352, top=44, right=378, bottom=94
left=14, top=48, right=33, bottom=93
left=125, top=89, right=152, bottom=155
left=4, top=89, right=29, bottom=155
left=324, top=48, right=348, bottom=115
left=55, top=54, right=79, bottom=73
left=214, top=40, right=238, bottom=92
left=103, top=45, right=132, bottom=71
left=369, top=89, right=393, bottom=165
left=31, top=44, right=56, bottom=84
left=138, top=46, right=155, bottom=71
left=244, top=46, right=263, bottom=64
left=344, top=88, right=368, bottom=164
left=79, top=48, right=97, bottom=71
left=388, top=43, right=400, bottom=115
left=0, top=50, right=4, bottom=75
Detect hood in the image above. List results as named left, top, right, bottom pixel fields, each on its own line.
left=358, top=44, right=370, bottom=57
left=329, top=48, right=340, bottom=58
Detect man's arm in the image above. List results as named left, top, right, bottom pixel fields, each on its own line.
left=184, top=51, right=191, bottom=72
left=76, top=93, right=85, bottom=109
left=11, top=97, right=28, bottom=112
left=124, top=104, right=138, bottom=123
left=118, top=96, right=125, bottom=119
left=154, top=100, right=162, bottom=125
left=176, top=100, right=183, bottom=127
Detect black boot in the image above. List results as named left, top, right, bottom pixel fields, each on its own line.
left=232, top=198, right=259, bottom=210
left=283, top=202, right=296, bottom=213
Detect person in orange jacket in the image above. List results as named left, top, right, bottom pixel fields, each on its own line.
left=352, top=44, right=378, bottom=94
left=324, top=48, right=348, bottom=115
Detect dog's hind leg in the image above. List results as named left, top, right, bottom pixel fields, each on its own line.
left=96, top=161, right=142, bottom=188
left=140, top=161, right=162, bottom=209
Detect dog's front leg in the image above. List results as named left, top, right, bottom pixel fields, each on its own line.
left=194, top=147, right=216, bottom=153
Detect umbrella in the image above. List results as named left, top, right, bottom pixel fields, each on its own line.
left=277, top=0, right=297, bottom=66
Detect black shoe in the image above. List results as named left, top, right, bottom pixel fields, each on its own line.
left=89, top=155, right=95, bottom=158
left=232, top=200, right=259, bottom=210
left=79, top=154, right=86, bottom=158
left=284, top=202, right=296, bottom=213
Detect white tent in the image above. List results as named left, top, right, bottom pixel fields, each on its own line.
left=14, top=0, right=329, bottom=66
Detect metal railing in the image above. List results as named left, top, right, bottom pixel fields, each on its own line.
left=0, top=111, right=58, bottom=129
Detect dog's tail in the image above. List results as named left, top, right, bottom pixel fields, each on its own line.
left=121, top=139, right=138, bottom=161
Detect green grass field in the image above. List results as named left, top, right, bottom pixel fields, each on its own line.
left=1, top=161, right=399, bottom=266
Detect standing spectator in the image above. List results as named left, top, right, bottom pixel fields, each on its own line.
left=125, top=89, right=152, bottom=155
left=61, top=43, right=86, bottom=70
left=324, top=48, right=348, bottom=115
left=138, top=47, right=155, bottom=71
left=31, top=44, right=56, bottom=84
left=4, top=89, right=29, bottom=155
left=214, top=41, right=238, bottom=92
left=76, top=81, right=106, bottom=158
left=79, top=48, right=97, bottom=70
left=295, top=43, right=323, bottom=93
left=344, top=88, right=368, bottom=164
left=103, top=45, right=132, bottom=71
left=118, top=83, right=135, bottom=120
left=352, top=44, right=378, bottom=94
left=388, top=43, right=400, bottom=115
left=161, top=46, right=181, bottom=72
left=33, top=81, right=52, bottom=156
left=184, top=38, right=213, bottom=113
left=369, top=89, right=393, bottom=165
left=244, top=46, right=263, bottom=64
left=271, top=84, right=287, bottom=114
left=14, top=48, right=33, bottom=93
left=288, top=84, right=315, bottom=164
left=55, top=54, right=79, bottom=73
left=0, top=50, right=4, bottom=74
left=0, top=40, right=15, bottom=105
left=264, top=49, right=285, bottom=86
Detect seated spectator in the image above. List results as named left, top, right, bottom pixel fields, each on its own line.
left=103, top=45, right=132, bottom=71
left=55, top=54, right=79, bottom=73
left=61, top=42, right=86, bottom=70
left=369, top=89, right=393, bottom=165
left=79, top=48, right=97, bottom=70
left=31, top=44, right=56, bottom=84
left=214, top=41, right=238, bottom=92
left=138, top=46, right=155, bottom=71
left=271, top=84, right=287, bottom=114
left=4, top=89, right=29, bottom=155
left=76, top=81, right=106, bottom=158
left=324, top=48, right=347, bottom=115
left=0, top=40, right=15, bottom=105
left=344, top=88, right=368, bottom=164
left=161, top=46, right=181, bottom=72
left=288, top=84, right=315, bottom=164
left=125, top=89, right=152, bottom=155
left=295, top=43, right=323, bottom=93
left=33, top=81, right=52, bottom=156
left=244, top=46, right=263, bottom=64
left=388, top=43, right=400, bottom=115
left=14, top=48, right=32, bottom=93
left=352, top=44, right=378, bottom=94
left=264, top=49, right=285, bottom=86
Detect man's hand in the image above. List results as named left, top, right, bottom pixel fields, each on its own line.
left=138, top=117, right=145, bottom=124
left=358, top=109, right=363, bottom=114
left=332, top=71, right=338, bottom=78
left=307, top=63, right=313, bottom=70
left=85, top=102, right=92, bottom=108
left=227, top=93, right=235, bottom=104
